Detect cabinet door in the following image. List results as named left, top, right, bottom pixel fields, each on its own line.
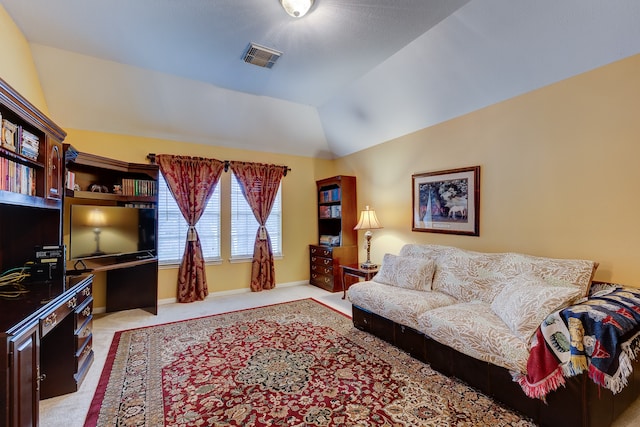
left=9, top=324, right=39, bottom=427
left=46, top=138, right=63, bottom=199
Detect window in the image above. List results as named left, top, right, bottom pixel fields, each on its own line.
left=230, top=173, right=282, bottom=259
left=157, top=174, right=221, bottom=264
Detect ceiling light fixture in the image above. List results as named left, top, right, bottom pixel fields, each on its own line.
left=279, top=0, right=315, bottom=18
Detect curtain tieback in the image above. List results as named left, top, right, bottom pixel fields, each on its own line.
left=187, top=225, right=198, bottom=241
left=258, top=225, right=267, bottom=240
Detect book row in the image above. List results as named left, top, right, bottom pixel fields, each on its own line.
left=121, top=178, right=157, bottom=197
left=319, top=205, right=342, bottom=218
left=0, top=158, right=36, bottom=195
left=319, top=188, right=341, bottom=203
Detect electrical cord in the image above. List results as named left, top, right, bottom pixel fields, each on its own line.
left=0, top=264, right=32, bottom=299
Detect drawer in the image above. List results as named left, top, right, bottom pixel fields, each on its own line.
left=75, top=317, right=92, bottom=349
left=75, top=348, right=94, bottom=385
left=311, top=256, right=333, bottom=267
left=75, top=297, right=93, bottom=332
left=311, top=263, right=332, bottom=275
left=76, top=335, right=93, bottom=371
left=40, top=295, right=75, bottom=337
left=75, top=281, right=93, bottom=307
left=310, top=273, right=333, bottom=289
left=310, top=246, right=332, bottom=258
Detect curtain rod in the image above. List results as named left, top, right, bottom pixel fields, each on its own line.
left=146, top=153, right=291, bottom=176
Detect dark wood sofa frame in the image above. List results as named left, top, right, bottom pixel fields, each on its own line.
left=352, top=305, right=640, bottom=427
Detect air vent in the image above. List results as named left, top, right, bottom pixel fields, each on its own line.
left=243, top=43, right=282, bottom=69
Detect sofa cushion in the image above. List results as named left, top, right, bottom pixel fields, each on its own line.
left=347, top=281, right=458, bottom=331
left=373, top=253, right=436, bottom=291
left=417, top=301, right=530, bottom=374
left=400, top=244, right=597, bottom=303
left=491, top=273, right=582, bottom=342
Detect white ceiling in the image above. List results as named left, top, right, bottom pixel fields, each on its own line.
left=2, top=0, right=640, bottom=158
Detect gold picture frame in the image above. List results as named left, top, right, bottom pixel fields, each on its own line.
left=412, top=166, right=480, bottom=236
left=2, top=119, right=18, bottom=152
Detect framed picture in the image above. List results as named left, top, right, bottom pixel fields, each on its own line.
left=412, top=166, right=480, bottom=236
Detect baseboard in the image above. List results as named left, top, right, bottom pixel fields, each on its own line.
left=93, top=280, right=310, bottom=313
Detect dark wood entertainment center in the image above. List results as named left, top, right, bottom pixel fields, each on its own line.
left=64, top=147, right=159, bottom=315
left=0, top=77, right=159, bottom=426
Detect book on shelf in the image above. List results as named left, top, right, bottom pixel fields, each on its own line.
left=20, top=129, right=40, bottom=160
left=319, top=235, right=340, bottom=246
left=121, top=178, right=157, bottom=197
left=319, top=205, right=331, bottom=218
left=65, top=170, right=76, bottom=190
left=0, top=157, right=36, bottom=195
left=319, top=188, right=341, bottom=203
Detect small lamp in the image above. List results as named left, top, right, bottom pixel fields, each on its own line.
left=279, top=0, right=314, bottom=18
left=87, top=208, right=107, bottom=255
left=353, top=206, right=383, bottom=269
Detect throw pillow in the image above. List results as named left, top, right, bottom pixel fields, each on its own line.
left=491, top=273, right=581, bottom=342
left=373, top=253, right=436, bottom=291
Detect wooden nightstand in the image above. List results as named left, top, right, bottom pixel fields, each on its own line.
left=340, top=264, right=379, bottom=299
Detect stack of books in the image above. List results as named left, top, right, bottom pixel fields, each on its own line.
left=20, top=129, right=40, bottom=160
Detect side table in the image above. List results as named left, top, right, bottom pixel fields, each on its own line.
left=340, top=264, right=379, bottom=299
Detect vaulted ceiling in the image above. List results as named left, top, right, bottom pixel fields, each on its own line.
left=3, top=0, right=640, bottom=158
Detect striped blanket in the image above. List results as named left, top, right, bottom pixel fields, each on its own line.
left=518, top=284, right=640, bottom=399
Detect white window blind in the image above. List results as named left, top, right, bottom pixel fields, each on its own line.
left=230, top=173, right=282, bottom=259
left=157, top=174, right=221, bottom=264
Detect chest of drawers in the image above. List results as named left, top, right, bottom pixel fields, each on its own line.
left=309, top=244, right=357, bottom=292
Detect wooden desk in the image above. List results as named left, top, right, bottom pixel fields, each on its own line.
left=69, top=256, right=158, bottom=315
left=340, top=264, right=379, bottom=299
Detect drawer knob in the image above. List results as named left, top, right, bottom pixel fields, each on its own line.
left=81, top=343, right=92, bottom=358
left=44, top=312, right=57, bottom=328
left=82, top=306, right=92, bottom=317
left=80, top=325, right=92, bottom=338
left=323, top=259, right=330, bottom=265
left=82, top=287, right=91, bottom=297
left=67, top=297, right=77, bottom=309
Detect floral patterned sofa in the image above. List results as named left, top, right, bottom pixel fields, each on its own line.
left=347, top=244, right=640, bottom=427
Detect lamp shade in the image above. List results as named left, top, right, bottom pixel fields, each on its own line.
left=354, top=206, right=382, bottom=230
left=87, top=208, right=107, bottom=227
left=280, top=0, right=314, bottom=18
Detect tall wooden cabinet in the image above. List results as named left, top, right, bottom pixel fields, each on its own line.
left=309, top=175, right=358, bottom=292
left=0, top=77, right=90, bottom=427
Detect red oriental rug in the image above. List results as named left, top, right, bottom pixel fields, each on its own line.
left=84, top=299, right=534, bottom=426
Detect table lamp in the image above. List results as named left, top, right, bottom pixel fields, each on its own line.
left=353, top=206, right=383, bottom=269
left=87, top=208, right=107, bottom=255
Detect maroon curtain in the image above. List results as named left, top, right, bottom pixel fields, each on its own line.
left=156, top=155, right=224, bottom=302
left=229, top=161, right=285, bottom=291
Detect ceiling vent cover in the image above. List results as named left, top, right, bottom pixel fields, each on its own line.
left=243, top=43, right=282, bottom=69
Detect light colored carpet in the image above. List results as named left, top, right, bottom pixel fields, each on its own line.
left=39, top=284, right=640, bottom=426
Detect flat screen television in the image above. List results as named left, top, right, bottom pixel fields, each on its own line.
left=69, top=205, right=156, bottom=260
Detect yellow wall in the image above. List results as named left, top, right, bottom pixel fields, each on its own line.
left=3, top=6, right=639, bottom=298
left=337, top=54, right=640, bottom=286
left=0, top=5, right=49, bottom=113
left=63, top=129, right=333, bottom=307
